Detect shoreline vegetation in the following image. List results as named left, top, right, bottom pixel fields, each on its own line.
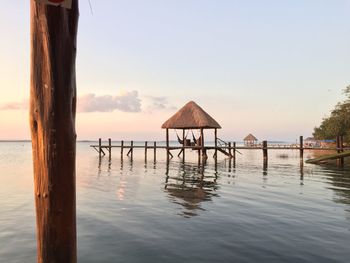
left=313, top=86, right=350, bottom=144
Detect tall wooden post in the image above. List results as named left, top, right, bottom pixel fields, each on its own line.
left=299, top=136, right=304, bottom=159
left=228, top=142, right=232, bottom=157
left=30, top=1, right=79, bottom=262
left=263, top=140, right=268, bottom=165
left=166, top=129, right=170, bottom=161
left=121, top=140, right=124, bottom=157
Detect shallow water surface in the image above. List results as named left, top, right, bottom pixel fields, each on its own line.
left=1, top=142, right=350, bottom=262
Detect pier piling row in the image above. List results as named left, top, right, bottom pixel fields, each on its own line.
left=91, top=136, right=348, bottom=166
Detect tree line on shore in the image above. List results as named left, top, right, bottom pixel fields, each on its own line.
left=313, top=86, right=350, bottom=143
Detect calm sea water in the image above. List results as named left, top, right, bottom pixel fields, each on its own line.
left=1, top=142, right=350, bottom=262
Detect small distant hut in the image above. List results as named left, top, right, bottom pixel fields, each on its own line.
left=243, top=133, right=258, bottom=146
left=161, top=101, right=221, bottom=159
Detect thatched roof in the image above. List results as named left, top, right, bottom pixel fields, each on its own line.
left=244, top=133, right=258, bottom=141
left=161, top=101, right=221, bottom=129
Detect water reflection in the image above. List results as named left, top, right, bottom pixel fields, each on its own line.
left=164, top=162, right=219, bottom=218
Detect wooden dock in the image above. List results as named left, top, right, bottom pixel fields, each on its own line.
left=91, top=136, right=349, bottom=166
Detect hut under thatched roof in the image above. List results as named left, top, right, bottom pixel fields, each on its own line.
left=161, top=101, right=222, bottom=159
left=243, top=133, right=258, bottom=146
left=161, top=101, right=221, bottom=129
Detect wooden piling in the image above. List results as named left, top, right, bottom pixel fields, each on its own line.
left=166, top=129, right=170, bottom=160
left=263, top=140, right=268, bottom=165
left=131, top=141, right=134, bottom=159
left=145, top=141, right=148, bottom=161
left=228, top=142, right=232, bottom=157
left=154, top=141, right=157, bottom=162
left=30, top=1, right=79, bottom=262
left=121, top=140, right=124, bottom=157
left=299, top=136, right=304, bottom=159
left=337, top=135, right=344, bottom=166
left=108, top=138, right=112, bottom=158
left=99, top=138, right=102, bottom=158
left=232, top=142, right=236, bottom=161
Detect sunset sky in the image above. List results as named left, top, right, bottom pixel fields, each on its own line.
left=0, top=0, right=349, bottom=141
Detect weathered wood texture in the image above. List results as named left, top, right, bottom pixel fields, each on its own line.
left=30, top=1, right=79, bottom=262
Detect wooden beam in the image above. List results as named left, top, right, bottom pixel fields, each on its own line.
left=306, top=151, right=350, bottom=164
left=30, top=1, right=79, bottom=262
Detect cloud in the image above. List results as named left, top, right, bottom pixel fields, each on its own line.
left=0, top=101, right=28, bottom=110
left=146, top=96, right=177, bottom=112
left=77, top=91, right=141, bottom=113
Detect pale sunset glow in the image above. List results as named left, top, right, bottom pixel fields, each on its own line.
left=1, top=1, right=350, bottom=141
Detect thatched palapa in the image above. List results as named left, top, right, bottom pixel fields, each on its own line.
left=162, top=101, right=223, bottom=161
left=162, top=101, right=221, bottom=129
left=243, top=133, right=258, bottom=146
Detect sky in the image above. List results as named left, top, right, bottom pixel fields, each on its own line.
left=0, top=0, right=349, bottom=141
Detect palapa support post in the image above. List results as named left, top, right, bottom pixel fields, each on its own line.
left=145, top=141, right=148, bottom=161
left=200, top=128, right=206, bottom=160
left=182, top=129, right=185, bottom=162
left=154, top=141, right=157, bottom=162
left=30, top=1, right=79, bottom=262
left=299, top=136, right=304, bottom=159
left=166, top=128, right=170, bottom=161
left=214, top=128, right=218, bottom=159
left=263, top=140, right=268, bottom=165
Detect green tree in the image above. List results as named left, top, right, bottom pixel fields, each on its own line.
left=313, top=86, right=350, bottom=143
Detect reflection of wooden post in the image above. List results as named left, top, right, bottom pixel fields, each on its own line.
left=263, top=140, right=268, bottom=165
left=30, top=1, right=79, bottom=262
left=299, top=136, right=304, bottom=159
